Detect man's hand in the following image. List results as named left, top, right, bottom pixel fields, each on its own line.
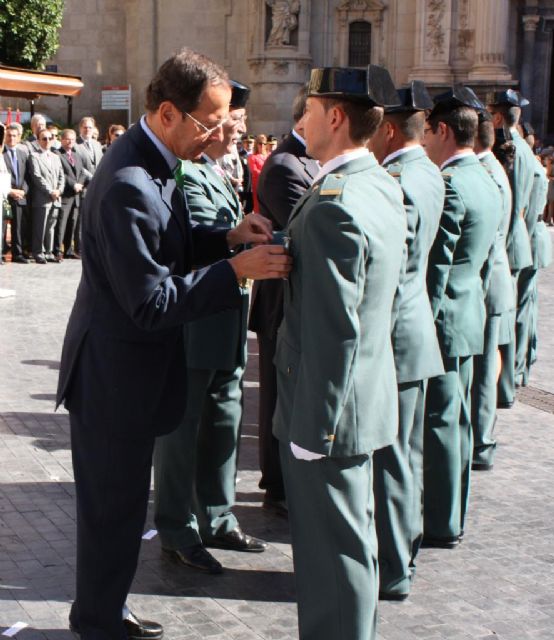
left=51, top=190, right=61, bottom=201
left=74, top=183, right=84, bottom=193
left=9, top=189, right=24, bottom=200
left=227, top=213, right=273, bottom=248
left=228, top=244, right=292, bottom=281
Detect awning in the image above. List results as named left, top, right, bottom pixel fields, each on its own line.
left=0, top=65, right=83, bottom=100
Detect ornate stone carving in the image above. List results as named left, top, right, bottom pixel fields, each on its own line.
left=457, top=0, right=473, bottom=59
left=266, top=0, right=300, bottom=46
left=426, top=0, right=446, bottom=58
left=522, top=14, right=541, bottom=32
left=273, top=60, right=290, bottom=74
left=338, top=0, right=385, bottom=9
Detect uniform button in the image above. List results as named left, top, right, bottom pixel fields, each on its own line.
left=287, top=366, right=292, bottom=374
left=326, top=434, right=335, bottom=442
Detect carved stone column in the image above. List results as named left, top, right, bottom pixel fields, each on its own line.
left=468, top=0, right=512, bottom=82
left=520, top=14, right=541, bottom=112
left=409, top=0, right=453, bottom=84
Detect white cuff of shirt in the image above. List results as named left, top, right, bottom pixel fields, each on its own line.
left=290, top=441, right=326, bottom=461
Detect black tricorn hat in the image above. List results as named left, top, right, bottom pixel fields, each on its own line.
left=307, top=65, right=400, bottom=108
left=486, top=88, right=529, bottom=108
left=430, top=84, right=485, bottom=117
left=478, top=110, right=493, bottom=125
left=385, top=80, right=434, bottom=114
left=230, top=80, right=251, bottom=108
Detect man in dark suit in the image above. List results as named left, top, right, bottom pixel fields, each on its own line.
left=75, top=116, right=104, bottom=176
left=55, top=129, right=88, bottom=260
left=248, top=85, right=318, bottom=514
left=3, top=123, right=31, bottom=263
left=56, top=49, right=291, bottom=640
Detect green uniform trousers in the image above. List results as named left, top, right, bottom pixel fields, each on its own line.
left=280, top=443, right=378, bottom=640
left=153, top=365, right=243, bottom=549
left=471, top=315, right=502, bottom=467
left=526, top=278, right=539, bottom=384
left=515, top=267, right=538, bottom=386
left=424, top=356, right=473, bottom=539
left=497, top=273, right=518, bottom=407
left=373, top=380, right=426, bottom=597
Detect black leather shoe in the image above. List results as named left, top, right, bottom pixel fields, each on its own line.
left=163, top=545, right=223, bottom=574
left=70, top=610, right=163, bottom=640
left=205, top=526, right=267, bottom=552
left=420, top=535, right=460, bottom=549
left=13, top=255, right=30, bottom=264
left=497, top=400, right=514, bottom=409
left=379, top=591, right=409, bottom=602
left=472, top=461, right=494, bottom=471
left=35, top=256, right=47, bottom=264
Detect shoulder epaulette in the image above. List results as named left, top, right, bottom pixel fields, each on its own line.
left=317, top=172, right=347, bottom=198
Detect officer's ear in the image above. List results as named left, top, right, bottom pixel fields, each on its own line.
left=158, top=101, right=181, bottom=130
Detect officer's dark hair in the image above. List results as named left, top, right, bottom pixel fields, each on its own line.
left=477, top=120, right=495, bottom=150
left=489, top=104, right=521, bottom=128
left=428, top=106, right=478, bottom=147
left=322, top=98, right=384, bottom=144
left=145, top=48, right=229, bottom=114
left=292, top=84, right=309, bottom=123
left=385, top=111, right=426, bottom=142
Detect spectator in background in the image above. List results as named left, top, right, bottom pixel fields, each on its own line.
left=47, top=123, right=62, bottom=150
left=267, top=135, right=278, bottom=153
left=75, top=117, right=103, bottom=177
left=103, top=124, right=126, bottom=153
left=24, top=114, right=47, bottom=153
left=28, top=126, right=65, bottom=263
left=247, top=134, right=269, bottom=213
left=238, top=134, right=254, bottom=212
left=544, top=151, right=554, bottom=226
left=0, top=123, right=12, bottom=263
left=55, top=129, right=88, bottom=260
left=3, top=123, right=31, bottom=263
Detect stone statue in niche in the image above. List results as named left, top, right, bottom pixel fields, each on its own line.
left=266, top=0, right=300, bottom=46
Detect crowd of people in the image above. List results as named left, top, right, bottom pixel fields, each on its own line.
left=3, top=47, right=551, bottom=640
left=0, top=116, right=127, bottom=264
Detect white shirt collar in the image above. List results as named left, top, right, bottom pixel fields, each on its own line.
left=201, top=152, right=217, bottom=166
left=382, top=144, right=422, bottom=166
left=140, top=115, right=178, bottom=172
left=291, top=128, right=306, bottom=147
left=440, top=150, right=474, bottom=171
left=314, top=148, right=369, bottom=184
left=476, top=150, right=492, bottom=160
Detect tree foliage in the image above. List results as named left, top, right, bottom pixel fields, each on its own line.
left=0, top=0, right=64, bottom=70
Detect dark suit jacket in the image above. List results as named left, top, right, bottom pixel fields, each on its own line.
left=56, top=122, right=242, bottom=439
left=248, top=132, right=318, bottom=339
left=3, top=146, right=29, bottom=205
left=75, top=136, right=103, bottom=177
left=58, top=147, right=88, bottom=202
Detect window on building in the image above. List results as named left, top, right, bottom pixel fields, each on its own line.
left=348, top=21, right=372, bottom=67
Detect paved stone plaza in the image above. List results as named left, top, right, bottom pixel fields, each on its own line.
left=0, top=235, right=553, bottom=640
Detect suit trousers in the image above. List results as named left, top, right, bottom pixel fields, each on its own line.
left=55, top=197, right=79, bottom=256
left=32, top=204, right=58, bottom=257
left=7, top=201, right=28, bottom=257
left=424, top=356, right=473, bottom=539
left=526, top=278, right=539, bottom=381
left=515, top=267, right=537, bottom=386
left=280, top=443, right=377, bottom=640
left=69, top=412, right=154, bottom=640
left=374, top=380, right=426, bottom=596
left=153, top=365, right=243, bottom=549
left=257, top=333, right=285, bottom=500
left=497, top=273, right=519, bottom=406
left=471, top=315, right=502, bottom=467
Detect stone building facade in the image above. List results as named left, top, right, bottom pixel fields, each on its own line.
left=38, top=0, right=554, bottom=140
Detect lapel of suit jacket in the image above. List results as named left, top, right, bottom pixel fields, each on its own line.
left=199, top=160, right=241, bottom=220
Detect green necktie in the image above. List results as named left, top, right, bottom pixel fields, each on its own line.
left=173, top=159, right=186, bottom=189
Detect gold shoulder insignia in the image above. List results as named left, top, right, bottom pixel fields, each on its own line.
left=320, top=188, right=343, bottom=196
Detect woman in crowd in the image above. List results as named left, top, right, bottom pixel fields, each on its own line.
left=247, top=134, right=268, bottom=213
left=103, top=124, right=126, bottom=153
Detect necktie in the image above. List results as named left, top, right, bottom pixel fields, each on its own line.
left=173, top=159, right=186, bottom=190
left=67, top=149, right=75, bottom=166
left=9, top=148, right=18, bottom=185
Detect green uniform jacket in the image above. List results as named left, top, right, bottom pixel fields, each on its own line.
left=506, top=130, right=533, bottom=271
left=427, top=154, right=501, bottom=358
left=181, top=158, right=248, bottom=370
left=273, top=154, right=406, bottom=457
left=528, top=157, right=549, bottom=270
left=479, top=151, right=514, bottom=315
left=385, top=146, right=445, bottom=384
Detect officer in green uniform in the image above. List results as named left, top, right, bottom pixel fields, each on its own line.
left=471, top=112, right=515, bottom=470
left=154, top=81, right=266, bottom=576
left=487, top=90, right=533, bottom=407
left=423, top=86, right=500, bottom=547
left=370, top=80, right=444, bottom=600
left=273, top=66, right=405, bottom=640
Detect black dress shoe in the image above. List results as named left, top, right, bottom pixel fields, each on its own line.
left=13, top=255, right=31, bottom=264
left=70, top=610, right=163, bottom=640
left=472, top=461, right=494, bottom=471
left=35, top=256, right=47, bottom=264
left=420, top=535, right=460, bottom=549
left=163, top=545, right=223, bottom=574
left=379, top=591, right=409, bottom=602
left=205, top=526, right=267, bottom=552
left=497, top=400, right=514, bottom=409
